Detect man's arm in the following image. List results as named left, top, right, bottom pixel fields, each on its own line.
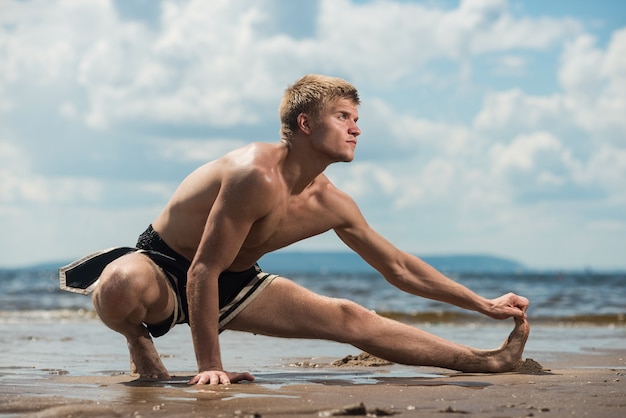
left=333, top=195, right=528, bottom=319
left=186, top=169, right=276, bottom=385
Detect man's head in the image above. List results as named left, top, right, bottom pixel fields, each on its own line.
left=279, top=74, right=360, bottom=141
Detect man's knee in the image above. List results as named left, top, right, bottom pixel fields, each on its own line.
left=332, top=299, right=378, bottom=342
left=95, top=256, right=140, bottom=297
left=92, top=254, right=154, bottom=323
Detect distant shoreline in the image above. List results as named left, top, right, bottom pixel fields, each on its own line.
left=1, top=251, right=625, bottom=273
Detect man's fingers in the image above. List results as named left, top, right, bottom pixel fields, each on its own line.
left=215, top=374, right=229, bottom=385
left=513, top=307, right=527, bottom=319
left=188, top=370, right=255, bottom=385
left=188, top=371, right=239, bottom=385
left=205, top=373, right=227, bottom=385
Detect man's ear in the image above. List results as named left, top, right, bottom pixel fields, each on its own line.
left=297, top=113, right=312, bottom=135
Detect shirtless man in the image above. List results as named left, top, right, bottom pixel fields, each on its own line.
left=91, top=74, right=530, bottom=385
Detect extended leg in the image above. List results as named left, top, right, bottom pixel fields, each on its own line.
left=226, top=278, right=529, bottom=373
left=92, top=253, right=176, bottom=379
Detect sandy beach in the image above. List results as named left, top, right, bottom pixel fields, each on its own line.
left=1, top=351, right=625, bottom=417
left=1, top=316, right=625, bottom=417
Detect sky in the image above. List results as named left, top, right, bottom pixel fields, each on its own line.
left=1, top=0, right=625, bottom=270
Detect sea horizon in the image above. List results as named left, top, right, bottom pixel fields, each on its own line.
left=1, top=250, right=625, bottom=274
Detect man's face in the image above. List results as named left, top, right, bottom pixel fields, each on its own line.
left=309, top=98, right=361, bottom=163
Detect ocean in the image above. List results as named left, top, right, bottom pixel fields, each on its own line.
left=1, top=256, right=625, bottom=379
left=1, top=259, right=624, bottom=323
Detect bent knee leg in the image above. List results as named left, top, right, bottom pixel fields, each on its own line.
left=93, top=254, right=171, bottom=328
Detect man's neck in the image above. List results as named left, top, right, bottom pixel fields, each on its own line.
left=280, top=139, right=331, bottom=195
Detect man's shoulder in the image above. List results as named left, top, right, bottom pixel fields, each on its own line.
left=216, top=143, right=283, bottom=193
left=223, top=142, right=283, bottom=167
left=311, top=175, right=360, bottom=214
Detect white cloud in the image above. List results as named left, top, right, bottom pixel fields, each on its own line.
left=318, top=0, right=580, bottom=85
left=474, top=89, right=569, bottom=134
left=74, top=0, right=303, bottom=129
left=0, top=139, right=172, bottom=208
left=395, top=158, right=457, bottom=209
left=586, top=220, right=626, bottom=232
left=490, top=132, right=563, bottom=174
left=587, top=145, right=626, bottom=199
left=492, top=54, right=528, bottom=76
left=58, top=102, right=79, bottom=120
left=0, top=0, right=583, bottom=130
left=0, top=0, right=112, bottom=86
left=559, top=30, right=626, bottom=145
left=471, top=28, right=626, bottom=202
left=393, top=117, right=472, bottom=156
left=334, top=161, right=399, bottom=199
left=603, top=28, right=626, bottom=92
left=559, top=35, right=606, bottom=98
left=156, top=138, right=247, bottom=163
left=0, top=140, right=103, bottom=204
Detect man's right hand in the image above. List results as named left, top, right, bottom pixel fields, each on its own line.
left=188, top=370, right=255, bottom=385
left=485, top=292, right=529, bottom=320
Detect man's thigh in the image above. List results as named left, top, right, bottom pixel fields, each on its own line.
left=225, top=277, right=360, bottom=340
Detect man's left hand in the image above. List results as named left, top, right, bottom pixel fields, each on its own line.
left=188, top=370, right=255, bottom=385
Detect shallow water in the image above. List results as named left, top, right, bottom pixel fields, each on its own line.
left=1, top=266, right=624, bottom=387
left=1, top=315, right=624, bottom=386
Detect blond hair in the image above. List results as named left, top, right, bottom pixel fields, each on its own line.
left=279, top=74, right=360, bottom=141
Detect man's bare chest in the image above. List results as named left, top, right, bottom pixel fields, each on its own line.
left=242, top=192, right=338, bottom=252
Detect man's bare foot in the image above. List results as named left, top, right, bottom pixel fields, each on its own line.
left=450, top=317, right=529, bottom=373
left=127, top=334, right=171, bottom=380
left=486, top=317, right=530, bottom=373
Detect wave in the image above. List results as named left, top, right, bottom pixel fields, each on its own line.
left=0, top=309, right=99, bottom=322
left=373, top=310, right=626, bottom=326
left=2, top=308, right=623, bottom=326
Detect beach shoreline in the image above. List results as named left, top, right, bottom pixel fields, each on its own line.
left=1, top=316, right=625, bottom=417
left=1, top=351, right=625, bottom=417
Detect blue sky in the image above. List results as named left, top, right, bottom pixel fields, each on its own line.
left=1, top=0, right=625, bottom=269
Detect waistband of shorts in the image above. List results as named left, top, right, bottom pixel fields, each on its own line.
left=136, top=225, right=189, bottom=263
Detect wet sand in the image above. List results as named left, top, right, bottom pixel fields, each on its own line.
left=1, top=352, right=625, bottom=417
left=1, top=317, right=625, bottom=417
